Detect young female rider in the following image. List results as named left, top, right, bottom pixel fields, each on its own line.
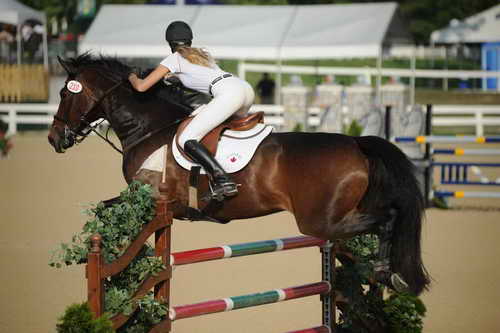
left=128, top=21, right=255, bottom=199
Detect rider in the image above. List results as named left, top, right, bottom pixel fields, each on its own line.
left=128, top=21, right=255, bottom=198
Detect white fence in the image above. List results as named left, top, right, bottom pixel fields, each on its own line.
left=432, top=105, right=500, bottom=136
left=0, top=104, right=58, bottom=135
left=1, top=103, right=499, bottom=136
left=249, top=104, right=320, bottom=129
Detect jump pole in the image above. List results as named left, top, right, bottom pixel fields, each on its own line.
left=434, top=190, right=500, bottom=198
left=171, top=236, right=326, bottom=265
left=168, top=237, right=336, bottom=331
left=394, top=135, right=500, bottom=144
left=432, top=148, right=500, bottom=155
left=169, top=281, right=331, bottom=321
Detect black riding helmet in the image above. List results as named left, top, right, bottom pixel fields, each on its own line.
left=165, top=21, right=193, bottom=53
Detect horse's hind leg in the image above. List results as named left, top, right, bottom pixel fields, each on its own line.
left=294, top=170, right=382, bottom=240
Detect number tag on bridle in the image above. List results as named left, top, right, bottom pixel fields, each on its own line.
left=67, top=80, right=83, bottom=93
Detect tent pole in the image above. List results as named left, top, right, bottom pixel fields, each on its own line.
left=276, top=57, right=282, bottom=105
left=237, top=60, right=245, bottom=80
left=17, top=24, right=21, bottom=65
left=376, top=46, right=382, bottom=105
left=410, top=45, right=416, bottom=105
left=42, top=24, right=49, bottom=70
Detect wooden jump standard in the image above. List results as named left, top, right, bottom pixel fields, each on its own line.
left=87, top=185, right=336, bottom=332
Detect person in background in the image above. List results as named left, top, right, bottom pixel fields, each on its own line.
left=128, top=21, right=254, bottom=199
left=256, top=72, right=275, bottom=104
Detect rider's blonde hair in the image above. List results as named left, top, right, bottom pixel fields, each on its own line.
left=176, top=46, right=214, bottom=68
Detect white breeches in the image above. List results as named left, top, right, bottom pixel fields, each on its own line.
left=178, top=77, right=255, bottom=148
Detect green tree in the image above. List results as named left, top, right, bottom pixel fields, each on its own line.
left=398, top=0, right=499, bottom=44
left=19, top=0, right=147, bottom=35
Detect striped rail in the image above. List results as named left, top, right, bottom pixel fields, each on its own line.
left=395, top=135, right=500, bottom=144
left=432, top=148, right=500, bottom=156
left=171, top=236, right=326, bottom=266
left=434, top=190, right=500, bottom=198
left=286, top=326, right=331, bottom=333
left=169, top=281, right=331, bottom=321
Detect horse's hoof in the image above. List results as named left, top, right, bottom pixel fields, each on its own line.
left=390, top=273, right=410, bottom=293
left=374, top=271, right=409, bottom=294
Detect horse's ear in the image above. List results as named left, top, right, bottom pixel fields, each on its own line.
left=57, top=55, right=75, bottom=75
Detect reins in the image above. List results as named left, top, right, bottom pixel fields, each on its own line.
left=54, top=79, right=125, bottom=153
left=55, top=68, right=193, bottom=155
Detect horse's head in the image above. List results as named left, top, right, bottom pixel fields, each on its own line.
left=48, top=54, right=125, bottom=153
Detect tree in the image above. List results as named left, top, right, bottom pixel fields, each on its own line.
left=19, top=0, right=148, bottom=35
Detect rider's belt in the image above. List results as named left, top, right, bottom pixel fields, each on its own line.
left=208, top=74, right=233, bottom=96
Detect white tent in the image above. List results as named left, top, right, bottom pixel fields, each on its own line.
left=0, top=0, right=48, bottom=67
left=79, top=2, right=413, bottom=60
left=430, top=4, right=500, bottom=44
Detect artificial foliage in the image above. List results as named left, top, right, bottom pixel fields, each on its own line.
left=336, top=235, right=427, bottom=333
left=51, top=182, right=168, bottom=332
left=56, top=302, right=114, bottom=333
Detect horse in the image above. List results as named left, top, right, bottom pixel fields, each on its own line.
left=48, top=54, right=429, bottom=295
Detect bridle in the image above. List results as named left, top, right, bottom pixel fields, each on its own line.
left=53, top=68, right=193, bottom=155
left=53, top=77, right=124, bottom=154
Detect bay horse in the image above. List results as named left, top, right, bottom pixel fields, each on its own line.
left=48, top=54, right=429, bottom=295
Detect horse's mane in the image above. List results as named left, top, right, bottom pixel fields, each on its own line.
left=65, top=52, right=211, bottom=115
left=66, top=52, right=131, bottom=81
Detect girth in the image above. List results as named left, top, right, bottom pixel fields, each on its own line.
left=176, top=111, right=264, bottom=158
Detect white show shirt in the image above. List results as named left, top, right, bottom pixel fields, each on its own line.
left=160, top=52, right=228, bottom=94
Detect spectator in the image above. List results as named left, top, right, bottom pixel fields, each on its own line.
left=256, top=73, right=275, bottom=104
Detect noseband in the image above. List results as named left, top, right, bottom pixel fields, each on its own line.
left=53, top=79, right=124, bottom=154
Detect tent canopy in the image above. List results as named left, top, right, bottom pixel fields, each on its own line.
left=0, top=0, right=46, bottom=25
left=431, top=4, right=500, bottom=44
left=80, top=2, right=413, bottom=60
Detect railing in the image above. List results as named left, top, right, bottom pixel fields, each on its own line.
left=431, top=105, right=500, bottom=136
left=0, top=103, right=57, bottom=135
left=249, top=104, right=321, bottom=129
left=0, top=104, right=321, bottom=134
left=2, top=103, right=498, bottom=136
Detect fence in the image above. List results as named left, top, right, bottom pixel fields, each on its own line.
left=0, top=65, right=49, bottom=102
left=431, top=105, right=500, bottom=136
left=390, top=105, right=500, bottom=204
left=0, top=104, right=57, bottom=134
left=249, top=104, right=320, bottom=129
left=0, top=103, right=322, bottom=134
left=87, top=188, right=336, bottom=332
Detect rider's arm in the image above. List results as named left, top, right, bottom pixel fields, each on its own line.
left=128, top=65, right=170, bottom=92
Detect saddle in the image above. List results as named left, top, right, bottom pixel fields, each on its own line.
left=176, top=111, right=264, bottom=159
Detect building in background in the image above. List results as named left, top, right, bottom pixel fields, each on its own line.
left=431, top=4, right=500, bottom=91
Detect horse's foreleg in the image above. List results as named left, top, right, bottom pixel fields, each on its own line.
left=133, top=169, right=163, bottom=199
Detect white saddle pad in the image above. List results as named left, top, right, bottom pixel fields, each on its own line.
left=139, top=123, right=273, bottom=174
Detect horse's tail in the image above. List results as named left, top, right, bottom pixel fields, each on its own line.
left=354, top=135, right=430, bottom=295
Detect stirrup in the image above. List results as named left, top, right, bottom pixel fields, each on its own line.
left=207, top=181, right=239, bottom=202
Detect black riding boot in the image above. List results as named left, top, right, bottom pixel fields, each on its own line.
left=184, top=140, right=238, bottom=199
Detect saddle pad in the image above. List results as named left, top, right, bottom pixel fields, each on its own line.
left=139, top=123, right=273, bottom=174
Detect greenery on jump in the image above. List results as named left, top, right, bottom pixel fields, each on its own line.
left=51, top=183, right=167, bottom=332
left=51, top=182, right=426, bottom=333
